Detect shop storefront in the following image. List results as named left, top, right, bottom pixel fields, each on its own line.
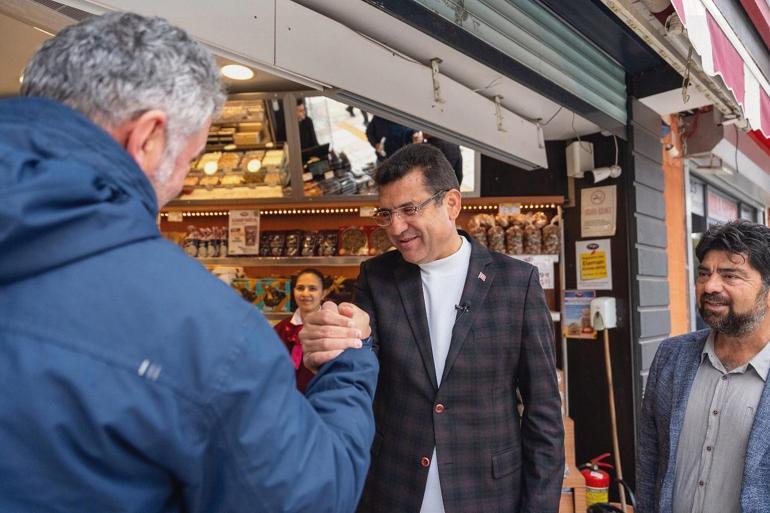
left=3, top=0, right=694, bottom=508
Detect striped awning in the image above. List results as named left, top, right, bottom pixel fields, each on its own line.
left=672, top=0, right=770, bottom=137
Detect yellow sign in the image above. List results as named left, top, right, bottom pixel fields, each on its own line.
left=580, top=251, right=608, bottom=281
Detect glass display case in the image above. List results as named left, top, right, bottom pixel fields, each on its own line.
left=178, top=98, right=291, bottom=201
left=169, top=92, right=479, bottom=207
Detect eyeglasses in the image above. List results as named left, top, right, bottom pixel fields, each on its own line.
left=372, top=190, right=448, bottom=227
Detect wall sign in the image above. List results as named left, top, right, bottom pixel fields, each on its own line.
left=581, top=185, right=616, bottom=237
left=576, top=239, right=613, bottom=290
left=563, top=289, right=597, bottom=339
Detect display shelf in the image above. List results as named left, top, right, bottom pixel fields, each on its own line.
left=164, top=194, right=564, bottom=211
left=200, top=256, right=370, bottom=267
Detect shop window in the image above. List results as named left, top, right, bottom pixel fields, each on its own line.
left=301, top=96, right=475, bottom=197
left=181, top=98, right=291, bottom=200
left=740, top=204, right=757, bottom=222
left=706, top=188, right=738, bottom=226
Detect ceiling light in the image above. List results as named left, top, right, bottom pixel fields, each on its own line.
left=221, top=64, right=254, bottom=80
left=18, top=74, right=23, bottom=84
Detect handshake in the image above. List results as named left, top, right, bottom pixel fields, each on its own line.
left=299, top=301, right=373, bottom=373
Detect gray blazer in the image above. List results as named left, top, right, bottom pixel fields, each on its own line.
left=637, top=329, right=770, bottom=513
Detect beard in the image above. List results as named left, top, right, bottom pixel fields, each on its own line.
left=698, top=287, right=769, bottom=337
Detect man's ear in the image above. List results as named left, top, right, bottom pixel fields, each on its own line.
left=118, top=110, right=168, bottom=176
left=444, top=189, right=463, bottom=221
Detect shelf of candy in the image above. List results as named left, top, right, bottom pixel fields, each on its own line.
left=161, top=225, right=230, bottom=259
left=466, top=211, right=560, bottom=257
left=163, top=225, right=372, bottom=267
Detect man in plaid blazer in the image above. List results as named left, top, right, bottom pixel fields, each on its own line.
left=302, top=143, right=564, bottom=513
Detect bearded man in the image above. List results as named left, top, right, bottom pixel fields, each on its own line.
left=637, top=220, right=770, bottom=513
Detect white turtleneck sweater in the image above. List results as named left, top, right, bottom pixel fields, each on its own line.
left=417, top=235, right=471, bottom=513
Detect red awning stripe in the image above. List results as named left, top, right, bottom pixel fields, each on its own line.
left=672, top=0, right=770, bottom=138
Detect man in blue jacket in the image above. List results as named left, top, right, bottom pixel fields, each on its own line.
left=637, top=220, right=770, bottom=513
left=0, top=11, right=377, bottom=513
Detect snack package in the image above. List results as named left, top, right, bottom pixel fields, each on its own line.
left=368, top=227, right=393, bottom=256
left=511, top=213, right=529, bottom=227
left=477, top=213, right=496, bottom=228
left=269, top=232, right=286, bottom=257
left=487, top=225, right=505, bottom=253
left=524, top=224, right=542, bottom=254
left=469, top=225, right=488, bottom=247
left=505, top=225, right=524, bottom=255
left=317, top=230, right=338, bottom=257
left=300, top=231, right=319, bottom=257
left=183, top=225, right=199, bottom=257
left=232, top=278, right=292, bottom=312
left=338, top=226, right=369, bottom=256
left=542, top=220, right=560, bottom=255
left=325, top=276, right=357, bottom=304
left=284, top=230, right=302, bottom=257
left=531, top=211, right=549, bottom=229
left=197, top=227, right=212, bottom=258
left=259, top=232, right=272, bottom=257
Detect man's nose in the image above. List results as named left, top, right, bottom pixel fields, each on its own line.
left=702, top=273, right=723, bottom=293
left=388, top=212, right=408, bottom=233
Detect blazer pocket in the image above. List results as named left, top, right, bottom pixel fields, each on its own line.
left=371, top=431, right=383, bottom=457
left=492, top=446, right=522, bottom=479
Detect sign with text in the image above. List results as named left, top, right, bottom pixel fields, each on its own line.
left=227, top=209, right=260, bottom=256
left=563, top=289, right=597, bottom=339
left=581, top=185, right=616, bottom=237
left=576, top=239, right=612, bottom=290
left=511, top=254, right=558, bottom=289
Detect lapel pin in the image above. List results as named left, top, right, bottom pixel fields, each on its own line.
left=478, top=271, right=486, bottom=282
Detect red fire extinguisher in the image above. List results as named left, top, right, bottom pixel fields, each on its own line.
left=580, top=453, right=613, bottom=508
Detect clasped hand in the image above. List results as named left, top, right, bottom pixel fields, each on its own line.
left=299, top=301, right=372, bottom=373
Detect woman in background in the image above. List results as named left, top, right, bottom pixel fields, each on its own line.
left=274, top=268, right=325, bottom=393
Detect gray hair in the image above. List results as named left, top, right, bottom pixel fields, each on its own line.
left=21, top=11, right=226, bottom=141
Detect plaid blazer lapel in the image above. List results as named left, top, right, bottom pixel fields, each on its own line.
left=440, top=234, right=493, bottom=386
left=394, top=260, right=439, bottom=390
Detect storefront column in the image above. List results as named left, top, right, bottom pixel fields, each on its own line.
left=662, top=115, right=690, bottom=337
left=627, top=97, right=671, bottom=418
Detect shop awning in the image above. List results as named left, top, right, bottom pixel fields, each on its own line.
left=671, top=0, right=770, bottom=137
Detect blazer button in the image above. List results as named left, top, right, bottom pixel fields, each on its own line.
left=420, top=456, right=431, bottom=468
left=434, top=403, right=445, bottom=414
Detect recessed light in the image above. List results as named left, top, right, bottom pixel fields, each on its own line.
left=18, top=74, right=23, bottom=84
left=221, top=64, right=254, bottom=80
